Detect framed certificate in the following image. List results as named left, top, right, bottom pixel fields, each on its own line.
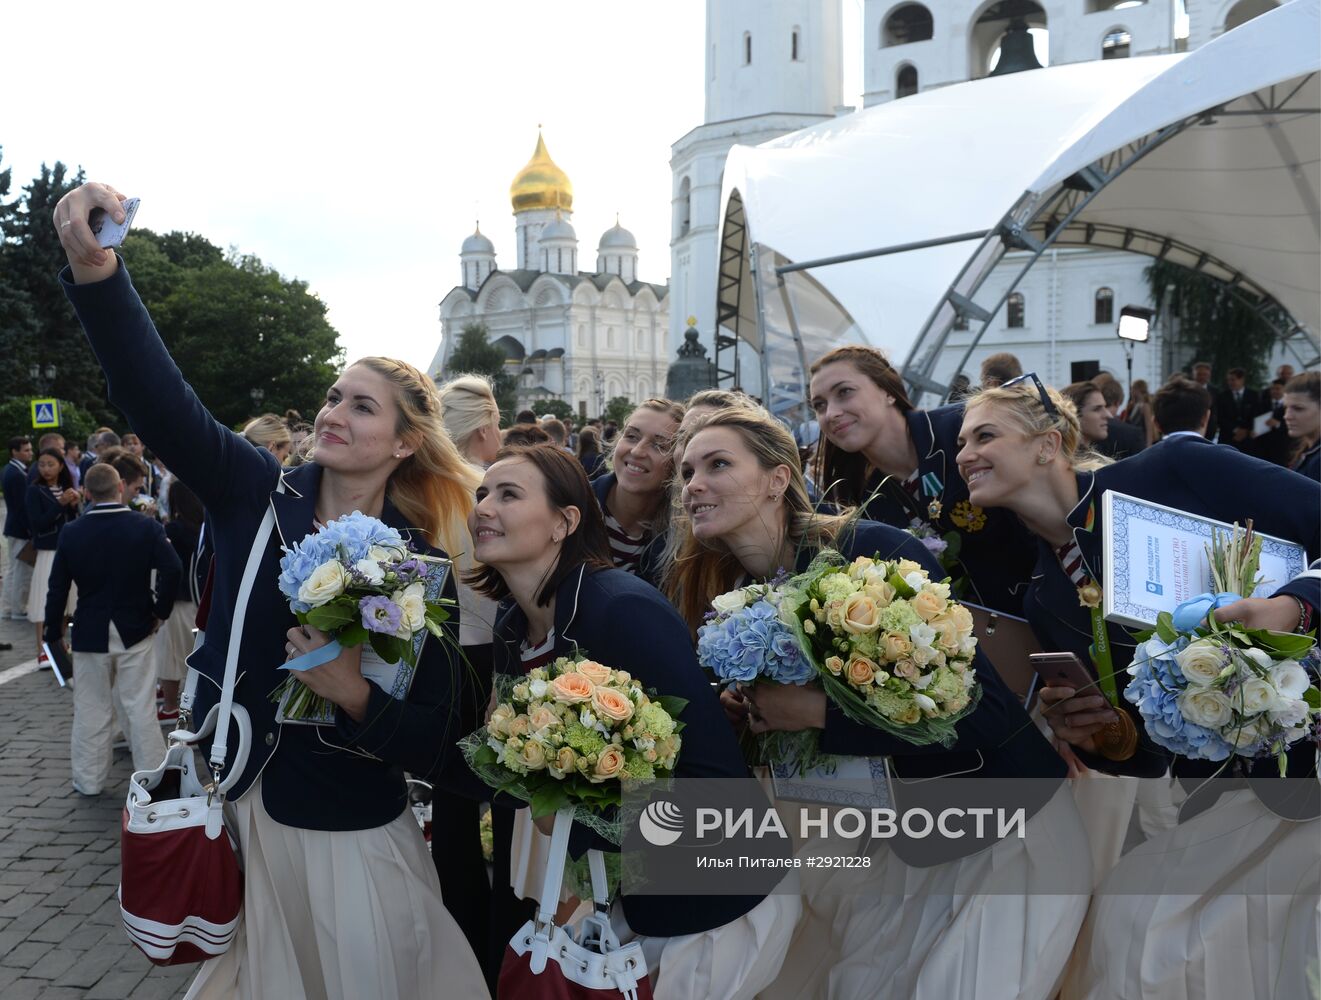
left=1102, top=491, right=1307, bottom=630
left=769, top=756, right=892, bottom=810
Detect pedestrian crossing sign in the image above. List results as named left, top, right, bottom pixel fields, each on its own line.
left=30, top=399, right=59, bottom=429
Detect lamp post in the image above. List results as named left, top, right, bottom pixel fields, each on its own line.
left=29, top=363, right=57, bottom=395
left=1116, top=305, right=1153, bottom=400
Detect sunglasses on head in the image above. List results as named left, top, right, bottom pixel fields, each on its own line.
left=1000, top=372, right=1059, bottom=417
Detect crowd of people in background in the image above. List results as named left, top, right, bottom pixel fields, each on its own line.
left=2, top=305, right=1318, bottom=1000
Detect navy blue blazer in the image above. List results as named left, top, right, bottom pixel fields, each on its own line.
left=25, top=484, right=76, bottom=551
left=809, top=520, right=1066, bottom=863
left=44, top=504, right=180, bottom=652
left=490, top=563, right=773, bottom=938
left=63, top=260, right=470, bottom=832
left=1024, top=440, right=1321, bottom=804
left=3, top=460, right=30, bottom=539
left=860, top=404, right=1036, bottom=616
left=78, top=452, right=96, bottom=480
left=1294, top=442, right=1320, bottom=483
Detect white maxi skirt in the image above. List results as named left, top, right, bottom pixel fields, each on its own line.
left=152, top=600, right=197, bottom=683
left=1061, top=787, right=1320, bottom=1000
left=27, top=548, right=75, bottom=623
left=185, top=777, right=489, bottom=1000
left=825, top=782, right=1092, bottom=1000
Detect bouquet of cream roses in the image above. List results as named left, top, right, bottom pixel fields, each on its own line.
left=783, top=551, right=982, bottom=747
left=1125, top=523, right=1319, bottom=771
left=273, top=511, right=453, bottom=721
left=460, top=654, right=685, bottom=842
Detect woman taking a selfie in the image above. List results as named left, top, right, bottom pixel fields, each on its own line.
left=55, top=182, right=487, bottom=1000
left=667, top=406, right=1086, bottom=1000
left=469, top=443, right=798, bottom=1000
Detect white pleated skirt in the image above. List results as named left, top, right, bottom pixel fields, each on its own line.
left=610, top=884, right=801, bottom=1000
left=184, top=777, right=489, bottom=1000
left=152, top=600, right=197, bottom=683
left=1061, top=788, right=1320, bottom=1000
left=824, top=782, right=1092, bottom=1000
left=27, top=548, right=74, bottom=623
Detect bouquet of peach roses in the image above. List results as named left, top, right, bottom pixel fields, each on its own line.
left=460, top=653, right=685, bottom=843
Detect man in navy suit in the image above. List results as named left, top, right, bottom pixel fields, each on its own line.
left=45, top=463, right=181, bottom=795
left=1215, top=367, right=1262, bottom=450
left=3, top=436, right=34, bottom=621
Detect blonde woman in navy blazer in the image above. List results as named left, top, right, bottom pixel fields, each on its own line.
left=55, top=183, right=488, bottom=1000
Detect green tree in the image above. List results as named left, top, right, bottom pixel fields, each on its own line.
left=1146, top=260, right=1285, bottom=387
left=0, top=161, right=116, bottom=422
left=604, top=396, right=635, bottom=427
left=444, top=321, right=518, bottom=424
left=120, top=231, right=344, bottom=427
left=0, top=148, right=40, bottom=402
left=0, top=397, right=99, bottom=448
left=530, top=399, right=574, bottom=422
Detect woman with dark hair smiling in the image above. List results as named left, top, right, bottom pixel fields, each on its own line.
left=808, top=345, right=1036, bottom=616
left=468, top=443, right=798, bottom=999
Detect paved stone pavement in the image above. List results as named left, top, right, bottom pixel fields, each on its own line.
left=0, top=610, right=191, bottom=999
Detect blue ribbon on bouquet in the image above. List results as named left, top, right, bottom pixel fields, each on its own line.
left=1171, top=592, right=1241, bottom=633
left=279, top=639, right=343, bottom=672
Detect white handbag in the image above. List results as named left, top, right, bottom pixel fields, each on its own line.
left=119, top=494, right=276, bottom=964
left=500, top=809, right=652, bottom=999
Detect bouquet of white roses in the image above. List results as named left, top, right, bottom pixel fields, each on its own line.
left=460, top=654, right=685, bottom=843
left=783, top=551, right=982, bottom=747
left=273, top=511, right=453, bottom=721
left=1125, top=522, right=1319, bottom=772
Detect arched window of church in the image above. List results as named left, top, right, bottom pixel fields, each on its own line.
left=896, top=65, right=918, bottom=98
left=883, top=4, right=934, bottom=47
left=1007, top=293, right=1025, bottom=329
left=1101, top=29, right=1131, bottom=59
left=1223, top=0, right=1278, bottom=32
left=744, top=32, right=752, bottom=65
left=607, top=327, right=617, bottom=349
left=791, top=27, right=800, bottom=61
left=1094, top=287, right=1114, bottom=325
left=677, top=177, right=692, bottom=238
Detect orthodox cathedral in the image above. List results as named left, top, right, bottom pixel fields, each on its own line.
left=430, top=134, right=670, bottom=416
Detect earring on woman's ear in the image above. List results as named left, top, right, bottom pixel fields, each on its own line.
left=1037, top=455, right=1050, bottom=465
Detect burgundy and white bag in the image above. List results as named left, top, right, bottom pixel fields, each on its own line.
left=119, top=497, right=277, bottom=964
left=499, top=809, right=652, bottom=1000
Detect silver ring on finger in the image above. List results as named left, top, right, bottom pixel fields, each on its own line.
left=60, top=220, right=72, bottom=229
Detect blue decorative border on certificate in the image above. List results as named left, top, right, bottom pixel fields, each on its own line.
left=769, top=757, right=892, bottom=809
left=1106, top=492, right=1305, bottom=628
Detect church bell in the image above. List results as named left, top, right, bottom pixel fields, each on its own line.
left=989, top=18, right=1044, bottom=76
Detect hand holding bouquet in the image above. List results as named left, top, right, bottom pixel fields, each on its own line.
left=785, top=552, right=981, bottom=746
left=1124, top=522, right=1319, bottom=772
left=274, top=511, right=453, bottom=721
left=461, top=654, right=685, bottom=843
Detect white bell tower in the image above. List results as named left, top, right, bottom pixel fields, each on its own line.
left=669, top=0, right=844, bottom=367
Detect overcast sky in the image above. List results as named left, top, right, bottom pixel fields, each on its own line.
left=5, top=0, right=869, bottom=370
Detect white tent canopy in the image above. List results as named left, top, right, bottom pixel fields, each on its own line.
left=717, top=0, right=1320, bottom=406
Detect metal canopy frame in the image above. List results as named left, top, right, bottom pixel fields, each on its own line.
left=898, top=79, right=1321, bottom=404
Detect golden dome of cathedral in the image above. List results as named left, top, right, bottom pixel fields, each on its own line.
left=509, top=132, right=573, bottom=214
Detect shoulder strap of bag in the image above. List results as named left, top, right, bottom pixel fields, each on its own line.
left=207, top=478, right=285, bottom=773
left=536, top=808, right=610, bottom=926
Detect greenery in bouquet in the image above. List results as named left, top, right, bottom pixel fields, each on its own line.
left=783, top=551, right=982, bottom=747
left=1125, top=522, right=1319, bottom=773
left=272, top=511, right=453, bottom=720
left=460, top=654, right=686, bottom=844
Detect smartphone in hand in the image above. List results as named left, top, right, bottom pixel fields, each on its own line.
left=89, top=197, right=140, bottom=248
